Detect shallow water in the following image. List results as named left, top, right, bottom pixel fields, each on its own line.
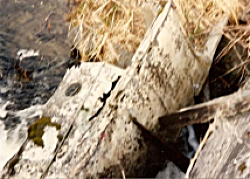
left=0, top=0, right=71, bottom=110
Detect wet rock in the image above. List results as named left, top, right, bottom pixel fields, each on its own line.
left=0, top=0, right=71, bottom=110
left=0, top=114, right=21, bottom=130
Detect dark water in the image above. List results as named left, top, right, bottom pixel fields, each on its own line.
left=0, top=0, right=71, bottom=110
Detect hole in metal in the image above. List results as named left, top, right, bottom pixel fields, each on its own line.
left=65, top=82, right=82, bottom=96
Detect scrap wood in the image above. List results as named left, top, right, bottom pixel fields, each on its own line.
left=183, top=79, right=250, bottom=178
left=159, top=78, right=250, bottom=129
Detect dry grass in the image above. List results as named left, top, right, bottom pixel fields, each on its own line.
left=66, top=0, right=147, bottom=66
left=66, top=0, right=250, bottom=73
left=174, top=0, right=246, bottom=51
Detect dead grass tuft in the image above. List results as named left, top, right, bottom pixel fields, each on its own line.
left=66, top=0, right=147, bottom=66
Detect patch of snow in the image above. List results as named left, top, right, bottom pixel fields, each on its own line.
left=16, top=49, right=40, bottom=61
left=0, top=119, right=27, bottom=171
left=0, top=101, right=12, bottom=118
